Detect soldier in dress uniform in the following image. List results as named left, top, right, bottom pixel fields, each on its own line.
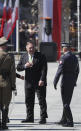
left=0, top=37, right=16, bottom=130
left=53, top=43, right=79, bottom=127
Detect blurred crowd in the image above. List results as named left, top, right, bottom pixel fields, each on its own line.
left=19, top=20, right=39, bottom=51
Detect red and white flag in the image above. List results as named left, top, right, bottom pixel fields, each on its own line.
left=0, top=0, right=7, bottom=37
left=42, top=0, right=62, bottom=60
left=7, top=0, right=12, bottom=20
left=4, top=0, right=19, bottom=40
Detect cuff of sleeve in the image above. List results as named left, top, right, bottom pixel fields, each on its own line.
left=24, top=65, right=27, bottom=69
left=12, top=87, right=16, bottom=91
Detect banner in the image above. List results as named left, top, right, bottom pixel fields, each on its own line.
left=4, top=0, right=19, bottom=40
left=52, top=0, right=62, bottom=60
left=0, top=0, right=7, bottom=37
left=7, top=0, right=12, bottom=20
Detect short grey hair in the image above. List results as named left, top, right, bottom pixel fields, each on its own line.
left=26, top=40, right=35, bottom=46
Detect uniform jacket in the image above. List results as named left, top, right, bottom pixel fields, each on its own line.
left=54, top=51, right=79, bottom=88
left=17, top=51, right=47, bottom=87
left=0, top=51, right=16, bottom=108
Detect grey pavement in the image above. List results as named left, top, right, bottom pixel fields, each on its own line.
left=7, top=60, right=81, bottom=131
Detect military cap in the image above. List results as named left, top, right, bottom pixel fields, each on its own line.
left=0, top=37, right=8, bottom=46
left=61, top=42, right=71, bottom=48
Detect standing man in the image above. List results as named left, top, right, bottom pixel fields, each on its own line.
left=53, top=43, right=79, bottom=127
left=17, top=40, right=48, bottom=124
left=6, top=72, right=24, bottom=123
left=0, top=37, right=16, bottom=129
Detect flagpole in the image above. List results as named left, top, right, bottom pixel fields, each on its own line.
left=16, top=20, right=19, bottom=52
left=16, top=0, right=19, bottom=52
left=77, top=0, right=80, bottom=52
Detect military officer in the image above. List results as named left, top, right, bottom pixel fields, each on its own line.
left=0, top=37, right=16, bottom=130
left=53, top=43, right=79, bottom=127
left=6, top=73, right=24, bottom=123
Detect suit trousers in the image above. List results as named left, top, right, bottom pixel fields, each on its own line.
left=25, top=85, right=48, bottom=120
left=61, top=85, right=74, bottom=123
left=0, top=107, right=7, bottom=126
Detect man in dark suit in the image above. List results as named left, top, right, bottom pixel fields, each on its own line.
left=53, top=43, right=79, bottom=127
left=17, top=40, right=48, bottom=124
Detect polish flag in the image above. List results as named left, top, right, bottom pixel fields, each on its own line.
left=42, top=0, right=62, bottom=60
left=0, top=0, right=7, bottom=37
left=7, top=0, right=12, bottom=20
left=4, top=0, right=19, bottom=40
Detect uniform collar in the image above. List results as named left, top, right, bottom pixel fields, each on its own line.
left=64, top=51, right=70, bottom=55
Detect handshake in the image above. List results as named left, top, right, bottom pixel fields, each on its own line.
left=13, top=89, right=17, bottom=96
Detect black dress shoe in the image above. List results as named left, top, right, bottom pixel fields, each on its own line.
left=21, top=119, right=34, bottom=123
left=2, top=125, right=8, bottom=130
left=39, top=118, right=46, bottom=124
left=0, top=126, right=2, bottom=130
left=55, top=120, right=67, bottom=125
left=62, top=122, right=74, bottom=127
left=6, top=117, right=10, bottom=123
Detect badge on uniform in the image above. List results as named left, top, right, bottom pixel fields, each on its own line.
left=59, top=61, right=62, bottom=64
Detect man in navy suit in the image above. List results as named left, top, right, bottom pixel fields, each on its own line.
left=53, top=43, right=79, bottom=127
left=17, top=40, right=48, bottom=124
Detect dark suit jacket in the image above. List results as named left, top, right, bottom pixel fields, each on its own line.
left=54, top=51, right=79, bottom=88
left=17, top=51, right=47, bottom=87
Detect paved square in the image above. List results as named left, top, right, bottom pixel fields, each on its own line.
left=7, top=60, right=81, bottom=131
